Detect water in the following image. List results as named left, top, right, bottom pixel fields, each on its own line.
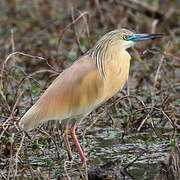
left=81, top=119, right=171, bottom=179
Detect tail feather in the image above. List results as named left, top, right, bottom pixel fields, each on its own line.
left=19, top=105, right=47, bottom=130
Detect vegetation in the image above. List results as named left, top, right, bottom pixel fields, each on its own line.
left=0, top=0, right=179, bottom=179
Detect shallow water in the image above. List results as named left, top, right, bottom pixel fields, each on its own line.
left=0, top=119, right=174, bottom=179
left=82, top=120, right=171, bottom=179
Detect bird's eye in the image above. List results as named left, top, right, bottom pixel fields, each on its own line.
left=123, top=35, right=130, bottom=40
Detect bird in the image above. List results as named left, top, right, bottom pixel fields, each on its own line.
left=19, top=29, right=162, bottom=166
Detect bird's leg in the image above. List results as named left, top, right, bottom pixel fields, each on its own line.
left=70, top=120, right=86, bottom=166
left=62, top=127, right=73, bottom=161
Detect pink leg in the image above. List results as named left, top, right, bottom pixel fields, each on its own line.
left=62, top=127, right=73, bottom=160
left=70, top=120, right=86, bottom=165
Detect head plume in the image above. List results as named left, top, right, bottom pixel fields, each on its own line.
left=89, top=29, right=134, bottom=78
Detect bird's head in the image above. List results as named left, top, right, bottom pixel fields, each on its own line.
left=99, top=28, right=163, bottom=50
left=89, top=28, right=162, bottom=77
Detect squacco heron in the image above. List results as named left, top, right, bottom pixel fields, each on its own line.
left=19, top=29, right=162, bottom=165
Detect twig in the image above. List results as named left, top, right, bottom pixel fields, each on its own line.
left=115, top=0, right=163, bottom=20
left=13, top=132, right=25, bottom=179
left=1, top=51, right=46, bottom=90
left=11, top=29, right=15, bottom=64
left=71, top=8, right=84, bottom=54
left=71, top=8, right=90, bottom=55
left=137, top=113, right=151, bottom=132
left=7, top=133, right=15, bottom=180
left=0, top=117, right=13, bottom=139
left=64, top=161, right=73, bottom=180
left=124, top=151, right=145, bottom=169
left=153, top=107, right=177, bottom=129
left=138, top=42, right=170, bottom=132
left=56, top=11, right=89, bottom=57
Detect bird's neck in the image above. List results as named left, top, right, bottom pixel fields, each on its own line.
left=104, top=46, right=131, bottom=77
left=98, top=46, right=131, bottom=102
left=89, top=44, right=130, bottom=76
